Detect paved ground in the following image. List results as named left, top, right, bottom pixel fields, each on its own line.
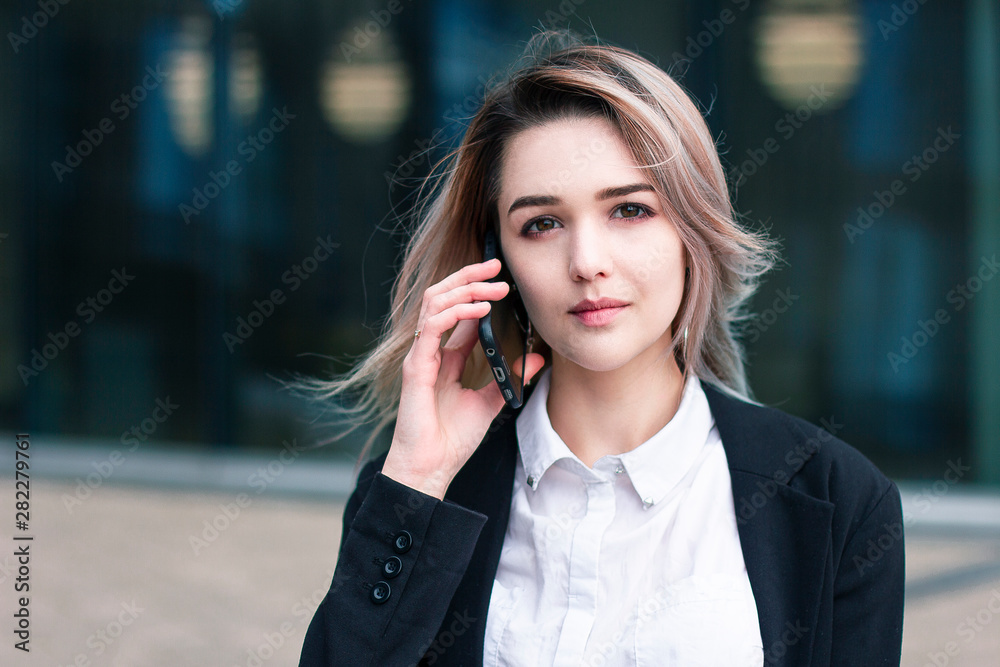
left=1, top=467, right=998, bottom=665
left=1, top=478, right=344, bottom=667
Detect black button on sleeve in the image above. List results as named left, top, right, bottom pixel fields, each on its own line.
left=393, top=530, right=412, bottom=554
left=370, top=581, right=391, bottom=604
left=382, top=556, right=402, bottom=578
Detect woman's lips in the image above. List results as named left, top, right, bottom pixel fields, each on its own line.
left=572, top=305, right=627, bottom=327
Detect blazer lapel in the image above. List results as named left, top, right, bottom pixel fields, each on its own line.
left=438, top=400, right=523, bottom=665
left=703, top=381, right=834, bottom=667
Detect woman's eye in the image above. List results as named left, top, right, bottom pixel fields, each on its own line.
left=613, top=203, right=651, bottom=219
left=525, top=217, right=561, bottom=234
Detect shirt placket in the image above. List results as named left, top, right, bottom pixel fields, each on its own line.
left=552, top=473, right=616, bottom=665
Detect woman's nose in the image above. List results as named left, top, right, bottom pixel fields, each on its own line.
left=567, top=223, right=613, bottom=282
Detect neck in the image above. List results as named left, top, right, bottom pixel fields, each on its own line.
left=546, top=352, right=686, bottom=468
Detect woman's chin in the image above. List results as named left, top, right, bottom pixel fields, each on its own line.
left=551, top=340, right=678, bottom=377
left=551, top=348, right=637, bottom=375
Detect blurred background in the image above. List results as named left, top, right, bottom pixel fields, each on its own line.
left=1, top=0, right=998, bottom=665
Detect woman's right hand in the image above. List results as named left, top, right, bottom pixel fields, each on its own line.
left=381, top=258, right=545, bottom=500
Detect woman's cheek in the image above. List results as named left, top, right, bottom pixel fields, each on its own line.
left=518, top=289, right=546, bottom=329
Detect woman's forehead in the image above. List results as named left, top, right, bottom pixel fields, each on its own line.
left=497, top=118, right=653, bottom=211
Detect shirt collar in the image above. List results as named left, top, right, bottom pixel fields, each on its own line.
left=515, top=367, right=714, bottom=507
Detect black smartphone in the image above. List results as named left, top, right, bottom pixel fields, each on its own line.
left=478, top=228, right=531, bottom=409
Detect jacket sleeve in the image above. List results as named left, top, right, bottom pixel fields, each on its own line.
left=299, top=461, right=489, bottom=667
left=830, top=480, right=905, bottom=666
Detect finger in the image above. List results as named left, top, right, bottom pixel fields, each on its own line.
left=439, top=318, right=480, bottom=383
left=408, top=302, right=492, bottom=381
left=510, top=352, right=546, bottom=385
left=419, top=280, right=508, bottom=333
left=417, top=260, right=503, bottom=323
left=443, top=314, right=481, bottom=356
left=430, top=258, right=502, bottom=297
left=413, top=279, right=506, bottom=361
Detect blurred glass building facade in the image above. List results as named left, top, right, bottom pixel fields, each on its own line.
left=2, top=0, right=997, bottom=483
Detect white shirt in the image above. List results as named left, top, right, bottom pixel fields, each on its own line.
left=483, top=368, right=764, bottom=666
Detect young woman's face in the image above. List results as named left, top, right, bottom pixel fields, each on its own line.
left=497, top=116, right=687, bottom=374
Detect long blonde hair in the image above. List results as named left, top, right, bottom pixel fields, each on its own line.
left=298, top=29, right=777, bottom=465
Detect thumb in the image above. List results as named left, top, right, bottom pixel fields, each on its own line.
left=511, top=352, right=546, bottom=385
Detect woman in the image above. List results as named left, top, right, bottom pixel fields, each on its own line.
left=298, top=29, right=904, bottom=666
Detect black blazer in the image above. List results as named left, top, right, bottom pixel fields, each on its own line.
left=300, top=380, right=905, bottom=666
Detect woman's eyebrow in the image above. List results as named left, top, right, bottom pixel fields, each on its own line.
left=507, top=194, right=559, bottom=217
left=506, top=183, right=655, bottom=217
left=596, top=182, right=656, bottom=201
